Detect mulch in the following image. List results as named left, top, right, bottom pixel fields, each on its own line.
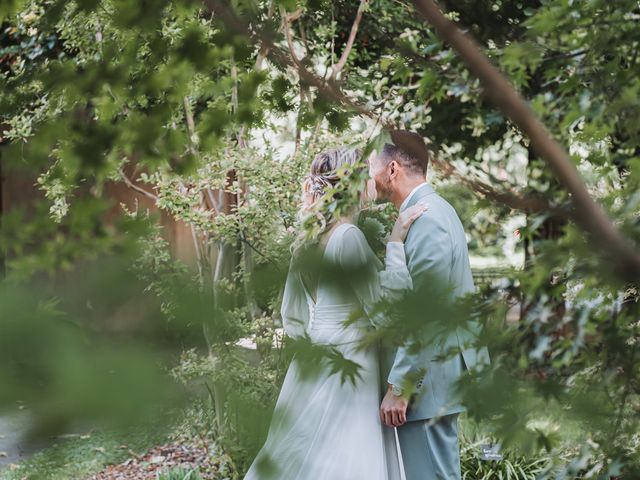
left=84, top=441, right=227, bottom=480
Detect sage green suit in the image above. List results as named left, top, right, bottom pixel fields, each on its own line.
left=388, top=183, right=490, bottom=479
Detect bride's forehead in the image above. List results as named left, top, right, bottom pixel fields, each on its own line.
left=368, top=152, right=391, bottom=174
left=367, top=150, right=383, bottom=165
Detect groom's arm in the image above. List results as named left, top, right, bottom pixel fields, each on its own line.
left=387, top=213, right=452, bottom=390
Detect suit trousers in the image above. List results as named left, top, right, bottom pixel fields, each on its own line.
left=397, top=412, right=461, bottom=480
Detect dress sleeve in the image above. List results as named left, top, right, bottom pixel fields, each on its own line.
left=337, top=226, right=412, bottom=328
left=280, top=258, right=310, bottom=339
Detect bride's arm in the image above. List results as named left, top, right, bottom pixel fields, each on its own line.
left=339, top=205, right=425, bottom=327
left=377, top=201, right=428, bottom=308
left=280, top=259, right=310, bottom=339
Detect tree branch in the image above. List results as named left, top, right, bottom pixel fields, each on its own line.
left=182, top=96, right=199, bottom=154
left=239, top=231, right=282, bottom=271
left=281, top=6, right=304, bottom=67
left=430, top=156, right=568, bottom=220
left=411, top=0, right=640, bottom=281
left=539, top=48, right=588, bottom=64
left=119, top=168, right=158, bottom=201
left=190, top=221, right=205, bottom=283
left=204, top=0, right=606, bottom=268
left=203, top=0, right=375, bottom=120
left=253, top=0, right=276, bottom=70
left=330, top=0, right=368, bottom=80
left=204, top=187, right=220, bottom=216
left=285, top=7, right=304, bottom=22
left=203, top=0, right=563, bottom=220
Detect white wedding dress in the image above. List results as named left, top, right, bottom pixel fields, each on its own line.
left=243, top=222, right=412, bottom=480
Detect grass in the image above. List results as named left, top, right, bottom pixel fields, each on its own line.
left=0, top=397, right=586, bottom=480
left=0, top=427, right=168, bottom=480
left=461, top=434, right=551, bottom=480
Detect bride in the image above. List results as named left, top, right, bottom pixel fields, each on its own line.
left=243, top=147, right=426, bottom=480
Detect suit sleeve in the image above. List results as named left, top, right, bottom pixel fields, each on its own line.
left=387, top=214, right=452, bottom=387
left=338, top=226, right=413, bottom=328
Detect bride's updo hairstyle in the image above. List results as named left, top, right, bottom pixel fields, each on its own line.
left=294, top=146, right=364, bottom=251
left=292, top=146, right=365, bottom=293
left=302, top=147, right=363, bottom=206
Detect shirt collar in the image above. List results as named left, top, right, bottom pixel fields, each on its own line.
left=399, top=182, right=429, bottom=212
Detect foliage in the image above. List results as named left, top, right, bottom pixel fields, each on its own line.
left=460, top=435, right=551, bottom=480
left=157, top=467, right=203, bottom=480
left=1, top=0, right=639, bottom=478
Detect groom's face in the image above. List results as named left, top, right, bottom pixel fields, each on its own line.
left=367, top=151, right=394, bottom=202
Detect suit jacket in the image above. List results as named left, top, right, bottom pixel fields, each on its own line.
left=387, top=183, right=490, bottom=421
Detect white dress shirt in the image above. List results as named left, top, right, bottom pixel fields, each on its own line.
left=399, top=181, right=429, bottom=212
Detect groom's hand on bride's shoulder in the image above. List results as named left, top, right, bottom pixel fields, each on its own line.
left=389, top=203, right=428, bottom=243
left=380, top=383, right=409, bottom=427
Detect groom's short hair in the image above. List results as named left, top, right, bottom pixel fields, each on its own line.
left=381, top=130, right=431, bottom=175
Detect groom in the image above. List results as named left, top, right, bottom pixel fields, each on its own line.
left=369, top=130, right=490, bottom=480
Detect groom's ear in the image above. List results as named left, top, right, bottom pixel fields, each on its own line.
left=388, top=160, right=399, bottom=179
